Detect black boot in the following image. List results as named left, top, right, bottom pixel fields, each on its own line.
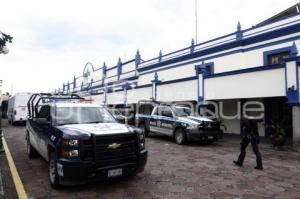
left=254, top=165, right=263, bottom=170
left=233, top=161, right=243, bottom=167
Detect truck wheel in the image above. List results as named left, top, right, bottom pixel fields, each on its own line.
left=174, top=128, right=187, bottom=145
left=139, top=123, right=149, bottom=137
left=26, top=134, right=38, bottom=158
left=49, top=153, right=60, bottom=189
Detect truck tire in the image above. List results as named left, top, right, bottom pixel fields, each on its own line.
left=139, top=123, right=149, bottom=137
left=174, top=128, right=187, bottom=145
left=49, top=153, right=60, bottom=189
left=26, top=133, right=38, bottom=158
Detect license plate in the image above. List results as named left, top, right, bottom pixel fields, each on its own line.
left=208, top=136, right=214, bottom=139
left=108, top=168, right=122, bottom=178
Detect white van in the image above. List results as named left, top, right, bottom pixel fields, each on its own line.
left=7, top=92, right=32, bottom=124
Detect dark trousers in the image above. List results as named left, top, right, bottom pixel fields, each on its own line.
left=238, top=135, right=262, bottom=167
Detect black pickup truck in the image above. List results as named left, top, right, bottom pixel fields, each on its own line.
left=26, top=93, right=147, bottom=188
left=135, top=101, right=220, bottom=145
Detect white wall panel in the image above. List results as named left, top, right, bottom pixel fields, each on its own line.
left=106, top=68, right=117, bottom=78
left=157, top=80, right=197, bottom=102
left=122, top=63, right=135, bottom=73
left=205, top=68, right=286, bottom=100
left=127, top=87, right=152, bottom=104
left=158, top=64, right=195, bottom=82
left=286, top=61, right=297, bottom=90
left=106, top=91, right=124, bottom=105
left=91, top=94, right=103, bottom=105
left=91, top=70, right=102, bottom=82
left=120, top=71, right=136, bottom=80
left=212, top=42, right=294, bottom=74
left=138, top=64, right=196, bottom=86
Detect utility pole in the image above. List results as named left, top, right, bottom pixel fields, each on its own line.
left=195, top=0, right=198, bottom=44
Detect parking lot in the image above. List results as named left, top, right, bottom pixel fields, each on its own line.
left=2, top=120, right=300, bottom=199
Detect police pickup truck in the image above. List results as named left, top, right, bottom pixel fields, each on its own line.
left=135, top=101, right=220, bottom=145
left=26, top=93, right=147, bottom=188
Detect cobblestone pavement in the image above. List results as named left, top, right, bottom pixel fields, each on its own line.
left=2, top=120, right=300, bottom=199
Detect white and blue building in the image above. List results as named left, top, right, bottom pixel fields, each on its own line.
left=60, top=4, right=300, bottom=146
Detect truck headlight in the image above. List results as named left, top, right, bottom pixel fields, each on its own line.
left=139, top=133, right=144, bottom=141
left=68, top=150, right=79, bottom=157
left=138, top=133, right=145, bottom=150
left=62, top=149, right=79, bottom=158
left=63, top=139, right=79, bottom=147
left=62, top=139, right=79, bottom=158
left=186, top=124, right=199, bottom=130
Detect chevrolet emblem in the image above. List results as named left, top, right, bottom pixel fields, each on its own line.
left=107, top=143, right=121, bottom=150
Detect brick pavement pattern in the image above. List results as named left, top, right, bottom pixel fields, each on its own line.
left=2, top=121, right=300, bottom=199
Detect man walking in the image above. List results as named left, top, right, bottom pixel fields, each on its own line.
left=234, top=118, right=263, bottom=170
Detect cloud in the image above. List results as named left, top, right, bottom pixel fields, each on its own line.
left=0, top=0, right=299, bottom=94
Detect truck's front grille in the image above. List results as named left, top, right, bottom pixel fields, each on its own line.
left=93, top=133, right=137, bottom=168
left=200, top=122, right=219, bottom=129
left=81, top=140, right=94, bottom=161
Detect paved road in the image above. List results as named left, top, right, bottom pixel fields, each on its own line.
left=2, top=120, right=300, bottom=199
left=0, top=153, right=18, bottom=199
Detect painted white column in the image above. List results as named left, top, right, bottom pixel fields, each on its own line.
left=152, top=82, right=156, bottom=101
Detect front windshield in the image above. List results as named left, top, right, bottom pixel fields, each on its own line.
left=174, top=107, right=192, bottom=117
left=55, top=106, right=116, bottom=126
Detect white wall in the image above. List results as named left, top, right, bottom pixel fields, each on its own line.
left=204, top=68, right=286, bottom=100
left=127, top=87, right=152, bottom=104
left=286, top=61, right=297, bottom=90
left=211, top=41, right=300, bottom=74
left=91, top=94, right=103, bottom=105
left=106, top=68, right=117, bottom=78
left=122, top=62, right=135, bottom=74
left=91, top=70, right=103, bottom=82
left=157, top=80, right=197, bottom=102
left=138, top=64, right=196, bottom=86
left=106, top=91, right=124, bottom=105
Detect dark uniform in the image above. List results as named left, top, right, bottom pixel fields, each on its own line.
left=234, top=118, right=263, bottom=170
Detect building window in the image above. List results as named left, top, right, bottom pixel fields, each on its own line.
left=267, top=51, right=290, bottom=65
left=263, top=47, right=292, bottom=66
left=204, top=65, right=213, bottom=74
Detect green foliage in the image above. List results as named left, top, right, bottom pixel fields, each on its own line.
left=268, top=120, right=286, bottom=137
left=0, top=32, right=13, bottom=48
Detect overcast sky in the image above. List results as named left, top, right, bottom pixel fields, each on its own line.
left=0, top=0, right=299, bottom=94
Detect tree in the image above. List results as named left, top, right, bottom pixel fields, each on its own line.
left=0, top=31, right=13, bottom=54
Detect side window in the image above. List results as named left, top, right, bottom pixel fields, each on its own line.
left=37, top=105, right=51, bottom=121
left=268, top=51, right=290, bottom=65
left=152, top=107, right=159, bottom=116
left=153, top=106, right=164, bottom=116
left=161, top=107, right=173, bottom=118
